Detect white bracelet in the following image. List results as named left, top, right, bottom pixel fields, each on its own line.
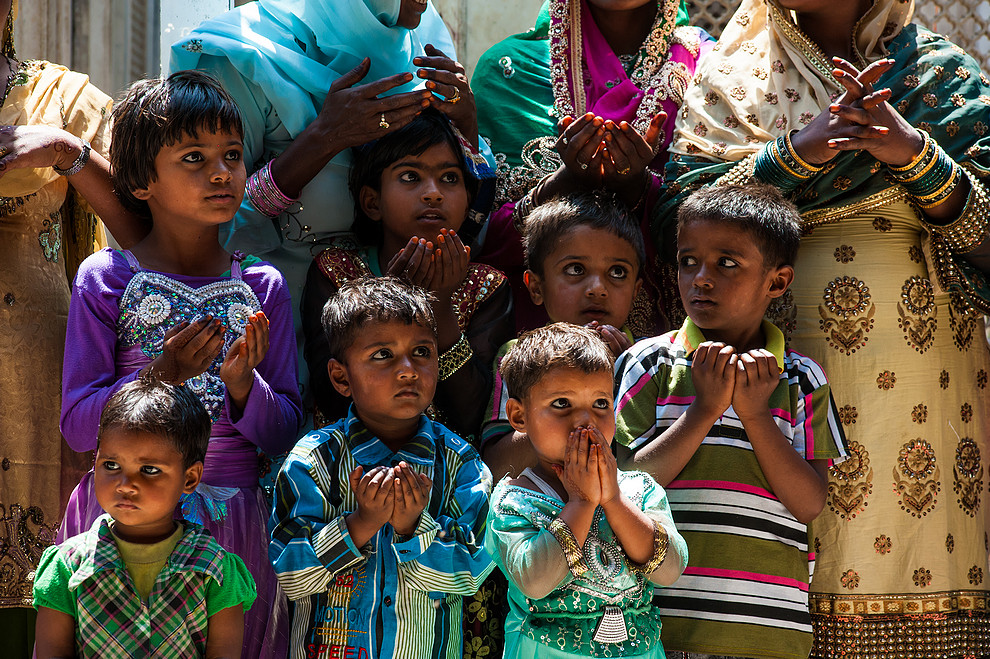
left=53, top=139, right=91, bottom=176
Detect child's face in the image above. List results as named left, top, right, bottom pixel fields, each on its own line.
left=360, top=141, right=469, bottom=247
left=133, top=129, right=246, bottom=228
left=506, top=366, right=615, bottom=466
left=328, top=319, right=439, bottom=439
left=677, top=218, right=792, bottom=345
left=526, top=225, right=642, bottom=329
left=94, top=428, right=202, bottom=543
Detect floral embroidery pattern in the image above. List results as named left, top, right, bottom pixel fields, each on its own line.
left=872, top=217, right=892, bottom=232
left=913, top=568, right=932, bottom=587
left=894, top=440, right=940, bottom=517
left=799, top=112, right=814, bottom=125
left=948, top=294, right=978, bottom=351
left=908, top=245, right=924, bottom=263
left=970, top=566, right=984, bottom=585
left=693, top=123, right=708, bottom=137
left=877, top=371, right=896, bottom=390
left=723, top=115, right=739, bottom=128
left=704, top=90, right=719, bottom=106
left=764, top=92, right=778, bottom=104
left=940, top=369, right=950, bottom=389
left=819, top=276, right=875, bottom=355
left=953, top=437, right=982, bottom=517
left=947, top=533, right=954, bottom=553
left=897, top=277, right=937, bottom=353
left=38, top=212, right=61, bottom=263
left=784, top=88, right=800, bottom=102
left=961, top=402, right=973, bottom=423
left=946, top=121, right=960, bottom=137
left=923, top=93, right=938, bottom=107
left=833, top=176, right=852, bottom=191
left=834, top=245, right=855, bottom=263
left=978, top=370, right=987, bottom=389
left=827, top=440, right=872, bottom=519
left=838, top=405, right=858, bottom=425
left=912, top=404, right=928, bottom=424
left=874, top=535, right=892, bottom=555
left=840, top=570, right=860, bottom=590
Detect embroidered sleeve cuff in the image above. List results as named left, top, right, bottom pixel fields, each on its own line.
left=392, top=513, right=441, bottom=563
left=548, top=517, right=589, bottom=577
left=626, top=519, right=668, bottom=575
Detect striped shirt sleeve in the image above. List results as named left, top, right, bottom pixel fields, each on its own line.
left=614, top=338, right=670, bottom=451
left=395, top=447, right=495, bottom=595
left=268, top=431, right=366, bottom=601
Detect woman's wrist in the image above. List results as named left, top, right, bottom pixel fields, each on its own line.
left=52, top=135, right=90, bottom=176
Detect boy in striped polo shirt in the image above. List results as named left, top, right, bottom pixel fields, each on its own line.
left=269, top=277, right=494, bottom=659
left=615, top=184, right=847, bottom=659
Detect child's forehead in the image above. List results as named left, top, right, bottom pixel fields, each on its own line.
left=678, top=218, right=760, bottom=252
left=97, top=427, right=183, bottom=461
left=529, top=364, right=613, bottom=394
left=350, top=317, right=437, bottom=344
left=546, top=224, right=638, bottom=260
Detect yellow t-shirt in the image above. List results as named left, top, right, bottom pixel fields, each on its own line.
left=111, top=523, right=183, bottom=602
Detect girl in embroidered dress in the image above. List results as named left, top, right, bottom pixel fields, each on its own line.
left=58, top=71, right=302, bottom=659
left=486, top=323, right=686, bottom=659
left=302, top=108, right=513, bottom=442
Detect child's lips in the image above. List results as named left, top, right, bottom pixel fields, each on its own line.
left=395, top=387, right=421, bottom=399
left=114, top=499, right=138, bottom=510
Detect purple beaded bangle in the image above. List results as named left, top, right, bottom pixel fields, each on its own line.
left=246, top=160, right=297, bottom=217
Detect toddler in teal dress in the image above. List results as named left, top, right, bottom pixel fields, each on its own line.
left=485, top=323, right=687, bottom=658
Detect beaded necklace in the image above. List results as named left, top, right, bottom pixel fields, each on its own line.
left=548, top=0, right=682, bottom=133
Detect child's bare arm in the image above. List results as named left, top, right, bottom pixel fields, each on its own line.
left=594, top=428, right=657, bottom=565
left=627, top=342, right=735, bottom=484
left=733, top=350, right=827, bottom=523
left=35, top=606, right=76, bottom=659
left=204, top=605, right=244, bottom=659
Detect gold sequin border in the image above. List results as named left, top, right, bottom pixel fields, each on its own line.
left=810, top=590, right=988, bottom=616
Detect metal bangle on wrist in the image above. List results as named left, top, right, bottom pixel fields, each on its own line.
left=52, top=139, right=91, bottom=176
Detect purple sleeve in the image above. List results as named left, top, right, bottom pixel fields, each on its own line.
left=60, top=249, right=139, bottom=452
left=226, top=263, right=303, bottom=454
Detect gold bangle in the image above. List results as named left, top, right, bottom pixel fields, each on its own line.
left=914, top=165, right=962, bottom=208
left=890, top=130, right=933, bottom=173
left=784, top=131, right=823, bottom=174
left=438, top=333, right=473, bottom=381
left=627, top=519, right=668, bottom=574
left=548, top=517, right=588, bottom=577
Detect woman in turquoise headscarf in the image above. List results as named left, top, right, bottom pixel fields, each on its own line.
left=170, top=0, right=495, bottom=419
left=472, top=0, right=713, bottom=337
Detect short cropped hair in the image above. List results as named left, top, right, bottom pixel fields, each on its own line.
left=110, top=70, right=243, bottom=218
left=322, top=277, right=438, bottom=362
left=524, top=193, right=646, bottom=277
left=676, top=183, right=802, bottom=268
left=348, top=107, right=479, bottom=246
left=500, top=323, right=614, bottom=401
left=98, top=377, right=211, bottom=468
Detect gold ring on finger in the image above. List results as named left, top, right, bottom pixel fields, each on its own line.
left=448, top=87, right=461, bottom=104
left=618, top=166, right=631, bottom=175
left=379, top=113, right=389, bottom=129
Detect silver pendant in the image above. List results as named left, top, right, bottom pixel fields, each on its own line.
left=592, top=605, right=628, bottom=644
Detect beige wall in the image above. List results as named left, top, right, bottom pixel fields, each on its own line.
left=433, top=0, right=543, bottom=78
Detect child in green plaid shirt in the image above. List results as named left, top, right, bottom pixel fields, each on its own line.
left=33, top=379, right=256, bottom=658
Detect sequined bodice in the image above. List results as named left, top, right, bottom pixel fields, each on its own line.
left=117, top=254, right=260, bottom=420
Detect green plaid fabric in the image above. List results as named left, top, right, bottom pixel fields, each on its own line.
left=61, top=515, right=225, bottom=658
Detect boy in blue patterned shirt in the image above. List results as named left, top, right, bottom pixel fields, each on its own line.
left=269, top=277, right=494, bottom=659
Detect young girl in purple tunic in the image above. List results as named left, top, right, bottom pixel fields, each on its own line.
left=58, top=71, right=302, bottom=659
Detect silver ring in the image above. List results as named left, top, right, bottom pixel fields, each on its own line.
left=561, top=136, right=569, bottom=146
left=580, top=162, right=588, bottom=170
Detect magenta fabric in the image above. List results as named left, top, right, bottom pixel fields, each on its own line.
left=58, top=248, right=302, bottom=659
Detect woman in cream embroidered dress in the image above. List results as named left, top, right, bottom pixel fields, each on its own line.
left=654, top=0, right=990, bottom=656
left=0, top=1, right=144, bottom=655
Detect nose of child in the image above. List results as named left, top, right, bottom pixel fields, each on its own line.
left=422, top=178, right=443, bottom=205
left=585, top=273, right=607, bottom=297
left=115, top=474, right=137, bottom=494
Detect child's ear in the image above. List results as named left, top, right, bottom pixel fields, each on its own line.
left=524, top=270, right=544, bottom=306
left=183, top=461, right=204, bottom=494
left=131, top=186, right=152, bottom=201
left=633, top=276, right=643, bottom=298
left=505, top=397, right=527, bottom=434
left=359, top=185, right=383, bottom=223
left=328, top=358, right=353, bottom=398
left=767, top=265, right=795, bottom=299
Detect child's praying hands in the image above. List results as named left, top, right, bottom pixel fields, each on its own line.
left=220, top=311, right=271, bottom=411
left=390, top=462, right=433, bottom=537
left=347, top=465, right=395, bottom=547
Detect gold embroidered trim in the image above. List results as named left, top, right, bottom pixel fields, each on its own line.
left=766, top=1, right=841, bottom=87
left=800, top=187, right=909, bottom=229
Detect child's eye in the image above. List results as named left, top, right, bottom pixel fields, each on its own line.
left=412, top=345, right=432, bottom=358
left=718, top=257, right=738, bottom=268
left=182, top=152, right=204, bottom=163
left=607, top=265, right=628, bottom=280
left=678, top=255, right=697, bottom=268
left=225, top=149, right=242, bottom=161
left=562, top=263, right=585, bottom=276
left=372, top=348, right=393, bottom=360
left=593, top=398, right=612, bottom=410
left=440, top=171, right=461, bottom=185
left=100, top=460, right=119, bottom=471
left=141, top=465, right=162, bottom=475
left=398, top=171, right=420, bottom=183
left=550, top=398, right=570, bottom=409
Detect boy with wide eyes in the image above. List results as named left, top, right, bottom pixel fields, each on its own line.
left=615, top=183, right=848, bottom=659
left=269, top=276, right=494, bottom=659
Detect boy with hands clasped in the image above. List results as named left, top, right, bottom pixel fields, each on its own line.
left=615, top=184, right=848, bottom=659
left=270, top=277, right=494, bottom=659
left=487, top=323, right=686, bottom=659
